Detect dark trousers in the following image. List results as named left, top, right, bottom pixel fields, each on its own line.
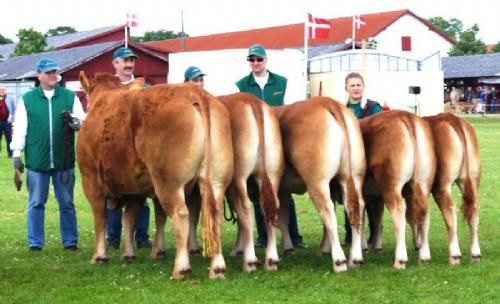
left=254, top=197, right=303, bottom=245
left=0, top=120, right=12, bottom=157
left=107, top=201, right=150, bottom=244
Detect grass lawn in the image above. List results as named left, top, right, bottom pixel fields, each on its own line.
left=1, top=115, right=499, bottom=303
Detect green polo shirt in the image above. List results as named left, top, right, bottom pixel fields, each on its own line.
left=236, top=71, right=287, bottom=106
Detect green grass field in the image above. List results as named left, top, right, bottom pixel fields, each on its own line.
left=1, top=116, right=499, bottom=304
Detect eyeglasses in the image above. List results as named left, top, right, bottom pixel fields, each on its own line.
left=248, top=57, right=264, bottom=63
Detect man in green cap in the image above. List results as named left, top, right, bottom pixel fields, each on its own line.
left=106, top=46, right=152, bottom=250
left=236, top=44, right=307, bottom=249
left=184, top=66, right=206, bottom=88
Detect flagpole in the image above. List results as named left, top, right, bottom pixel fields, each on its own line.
left=304, top=14, right=309, bottom=98
left=351, top=15, right=355, bottom=50
left=181, top=9, right=185, bottom=51
left=125, top=25, right=128, bottom=48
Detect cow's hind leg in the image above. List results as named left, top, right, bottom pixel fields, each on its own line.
left=81, top=176, right=108, bottom=264
left=151, top=198, right=167, bottom=259
left=382, top=188, right=408, bottom=269
left=121, top=198, right=145, bottom=261
left=365, top=195, right=384, bottom=252
left=207, top=183, right=227, bottom=279
left=457, top=177, right=481, bottom=262
left=186, top=192, right=201, bottom=255
left=308, top=182, right=347, bottom=273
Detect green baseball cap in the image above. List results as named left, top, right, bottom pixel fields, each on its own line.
left=247, top=44, right=266, bottom=58
left=113, top=47, right=138, bottom=60
left=184, top=66, right=206, bottom=81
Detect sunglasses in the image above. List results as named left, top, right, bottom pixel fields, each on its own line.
left=248, top=57, right=264, bottom=63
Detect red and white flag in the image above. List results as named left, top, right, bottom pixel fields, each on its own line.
left=354, top=14, right=366, bottom=30
left=307, top=13, right=331, bottom=39
left=126, top=13, right=139, bottom=27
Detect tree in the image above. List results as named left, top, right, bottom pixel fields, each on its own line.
left=0, top=33, right=13, bottom=44
left=45, top=26, right=77, bottom=37
left=492, top=41, right=500, bottom=53
left=133, top=30, right=187, bottom=42
left=448, top=24, right=486, bottom=56
left=11, top=28, right=47, bottom=57
left=427, top=17, right=463, bottom=41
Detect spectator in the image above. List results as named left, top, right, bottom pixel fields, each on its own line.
left=0, top=85, right=16, bottom=158
left=10, top=58, right=85, bottom=251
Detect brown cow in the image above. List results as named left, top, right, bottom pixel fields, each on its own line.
left=360, top=110, right=436, bottom=269
left=78, top=72, right=233, bottom=280
left=424, top=113, right=481, bottom=264
left=181, top=92, right=284, bottom=272
left=274, top=97, right=366, bottom=273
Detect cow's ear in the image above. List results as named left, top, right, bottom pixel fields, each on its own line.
left=79, top=71, right=90, bottom=93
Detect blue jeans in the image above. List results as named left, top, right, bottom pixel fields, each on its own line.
left=26, top=169, right=78, bottom=248
left=0, top=120, right=12, bottom=157
left=254, top=196, right=303, bottom=245
left=107, top=202, right=150, bottom=244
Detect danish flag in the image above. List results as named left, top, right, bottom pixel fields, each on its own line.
left=126, top=13, right=139, bottom=27
left=307, top=13, right=331, bottom=39
left=354, top=14, right=366, bottom=30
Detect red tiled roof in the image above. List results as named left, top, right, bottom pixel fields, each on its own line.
left=144, top=9, right=454, bottom=53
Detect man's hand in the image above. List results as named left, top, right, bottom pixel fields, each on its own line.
left=61, top=111, right=81, bottom=131
left=13, top=157, right=24, bottom=173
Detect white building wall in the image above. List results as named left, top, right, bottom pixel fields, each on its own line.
left=375, top=14, right=452, bottom=59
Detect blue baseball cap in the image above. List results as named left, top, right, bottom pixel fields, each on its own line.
left=36, top=58, right=59, bottom=73
left=113, top=47, right=138, bottom=60
left=247, top=44, right=267, bottom=58
left=184, top=66, right=206, bottom=81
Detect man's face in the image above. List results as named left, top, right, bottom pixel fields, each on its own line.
left=248, top=55, right=266, bottom=75
left=37, top=70, right=59, bottom=89
left=345, top=77, right=365, bottom=102
left=188, top=76, right=204, bottom=88
left=113, top=57, right=136, bottom=79
left=0, top=87, right=6, bottom=97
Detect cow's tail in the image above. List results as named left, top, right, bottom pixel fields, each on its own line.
left=446, top=115, right=477, bottom=222
left=400, top=114, right=427, bottom=228
left=324, top=100, right=360, bottom=227
left=249, top=98, right=279, bottom=228
left=195, top=92, right=219, bottom=258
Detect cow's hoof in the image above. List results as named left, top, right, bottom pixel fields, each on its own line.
left=449, top=255, right=461, bottom=266
left=349, top=259, right=364, bottom=268
left=209, top=267, right=226, bottom=279
left=471, top=254, right=481, bottom=263
left=122, top=255, right=137, bottom=262
left=333, top=260, right=348, bottom=273
left=171, top=268, right=191, bottom=280
left=264, top=258, right=279, bottom=272
left=419, top=258, right=431, bottom=265
left=92, top=256, right=109, bottom=264
left=151, top=250, right=166, bottom=260
left=243, top=260, right=259, bottom=272
left=394, top=260, right=407, bottom=270
left=230, top=250, right=243, bottom=257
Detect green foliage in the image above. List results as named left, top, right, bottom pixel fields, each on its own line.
left=427, top=16, right=463, bottom=41
left=45, top=26, right=77, bottom=37
left=492, top=41, right=500, bottom=53
left=0, top=33, right=13, bottom=44
left=11, top=28, right=47, bottom=57
left=133, top=30, right=187, bottom=42
left=1, top=116, right=500, bottom=303
left=449, top=24, right=486, bottom=56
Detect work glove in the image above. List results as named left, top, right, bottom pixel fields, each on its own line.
left=13, top=157, right=24, bottom=173
left=61, top=111, right=82, bottom=131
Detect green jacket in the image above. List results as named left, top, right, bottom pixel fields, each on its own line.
left=23, top=86, right=76, bottom=171
left=236, top=71, right=287, bottom=106
left=347, top=99, right=382, bottom=119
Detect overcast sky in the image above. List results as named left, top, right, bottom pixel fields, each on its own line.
left=3, top=0, right=498, bottom=44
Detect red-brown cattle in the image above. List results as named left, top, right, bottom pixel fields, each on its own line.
left=182, top=92, right=284, bottom=272
left=360, top=110, right=436, bottom=269
left=78, top=72, right=233, bottom=280
left=424, top=113, right=481, bottom=264
left=274, top=97, right=366, bottom=273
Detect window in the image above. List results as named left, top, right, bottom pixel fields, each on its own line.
left=402, top=36, right=412, bottom=51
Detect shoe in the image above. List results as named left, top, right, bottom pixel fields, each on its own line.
left=107, top=237, right=120, bottom=249
left=254, top=239, right=267, bottom=248
left=293, top=241, right=308, bottom=249
left=29, top=246, right=42, bottom=251
left=64, top=245, right=80, bottom=252
left=136, top=239, right=152, bottom=249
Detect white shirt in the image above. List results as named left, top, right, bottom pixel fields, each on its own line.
left=10, top=88, right=86, bottom=158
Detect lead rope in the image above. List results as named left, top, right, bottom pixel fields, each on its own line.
left=60, top=118, right=73, bottom=185
left=223, top=198, right=237, bottom=224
